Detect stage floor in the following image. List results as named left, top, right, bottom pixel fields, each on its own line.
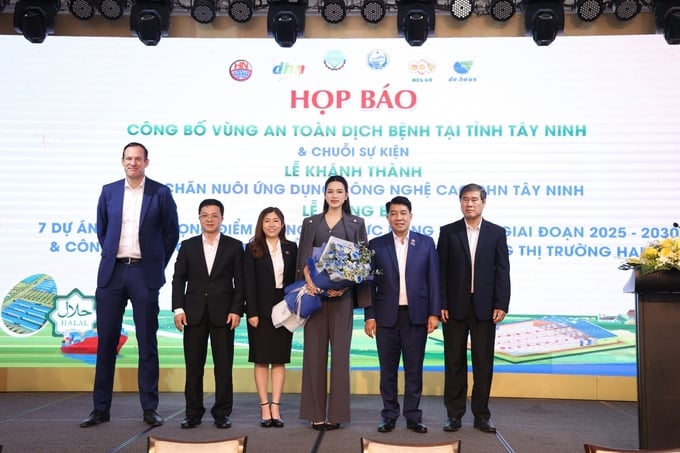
left=0, top=392, right=638, bottom=452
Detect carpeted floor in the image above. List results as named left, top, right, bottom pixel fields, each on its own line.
left=0, top=392, right=638, bottom=452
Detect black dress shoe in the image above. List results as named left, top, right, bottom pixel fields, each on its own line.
left=270, top=402, right=283, bottom=427
left=324, top=422, right=340, bottom=431
left=181, top=416, right=201, bottom=429
left=407, top=419, right=428, bottom=433
left=214, top=416, right=232, bottom=429
left=143, top=410, right=164, bottom=427
left=311, top=422, right=325, bottom=431
left=443, top=418, right=462, bottom=432
left=80, top=410, right=110, bottom=428
left=377, top=417, right=396, bottom=433
left=474, top=418, right=497, bottom=433
left=260, top=418, right=273, bottom=428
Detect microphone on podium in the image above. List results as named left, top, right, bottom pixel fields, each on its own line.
left=674, top=222, right=679, bottom=228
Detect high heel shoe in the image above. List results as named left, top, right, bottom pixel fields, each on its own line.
left=260, top=402, right=272, bottom=428
left=270, top=402, right=284, bottom=428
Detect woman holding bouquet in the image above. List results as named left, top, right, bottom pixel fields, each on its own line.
left=244, top=207, right=298, bottom=428
left=296, top=175, right=371, bottom=430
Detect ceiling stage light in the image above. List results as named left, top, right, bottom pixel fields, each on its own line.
left=130, top=0, right=173, bottom=46
left=98, top=0, right=126, bottom=19
left=228, top=0, right=255, bottom=22
left=361, top=0, right=387, bottom=23
left=612, top=0, right=641, bottom=20
left=68, top=0, right=96, bottom=20
left=13, top=0, right=60, bottom=43
left=575, top=0, right=603, bottom=21
left=267, top=0, right=307, bottom=47
left=191, top=0, right=217, bottom=23
left=523, top=0, right=564, bottom=46
left=654, top=0, right=680, bottom=44
left=320, top=0, right=347, bottom=23
left=448, top=0, right=473, bottom=20
left=397, top=0, right=435, bottom=46
left=488, top=0, right=515, bottom=21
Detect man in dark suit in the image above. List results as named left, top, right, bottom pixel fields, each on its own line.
left=81, top=142, right=179, bottom=428
left=171, top=198, right=245, bottom=429
left=364, top=196, right=440, bottom=434
left=437, top=183, right=510, bottom=434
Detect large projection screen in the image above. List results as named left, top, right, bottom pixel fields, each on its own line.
left=1, top=34, right=679, bottom=384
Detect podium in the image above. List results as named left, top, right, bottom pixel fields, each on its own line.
left=624, top=269, right=680, bottom=450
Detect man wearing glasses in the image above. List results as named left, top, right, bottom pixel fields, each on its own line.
left=171, top=198, right=245, bottom=429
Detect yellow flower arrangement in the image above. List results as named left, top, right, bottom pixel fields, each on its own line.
left=619, top=237, right=680, bottom=274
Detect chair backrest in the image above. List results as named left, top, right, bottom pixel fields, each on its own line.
left=148, top=435, right=247, bottom=453
left=584, top=444, right=680, bottom=453
left=361, top=437, right=461, bottom=453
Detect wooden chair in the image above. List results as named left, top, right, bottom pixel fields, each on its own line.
left=148, top=435, right=247, bottom=453
left=361, top=437, right=461, bottom=453
left=584, top=444, right=680, bottom=453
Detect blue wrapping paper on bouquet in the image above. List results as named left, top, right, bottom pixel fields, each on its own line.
left=283, top=280, right=321, bottom=318
left=307, top=236, right=376, bottom=293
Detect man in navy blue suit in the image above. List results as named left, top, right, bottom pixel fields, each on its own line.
left=81, top=142, right=179, bottom=428
left=364, top=196, right=440, bottom=434
left=437, top=183, right=510, bottom=434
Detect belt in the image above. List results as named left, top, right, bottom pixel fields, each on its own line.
left=116, top=257, right=141, bottom=264
left=398, top=305, right=409, bottom=310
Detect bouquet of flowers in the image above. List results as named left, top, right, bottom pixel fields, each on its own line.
left=619, top=237, right=680, bottom=274
left=307, top=236, right=377, bottom=293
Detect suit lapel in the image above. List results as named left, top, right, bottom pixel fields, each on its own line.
left=139, top=178, right=152, bottom=226
left=456, top=224, right=473, bottom=269
left=384, top=236, right=399, bottom=275
left=205, top=234, right=225, bottom=277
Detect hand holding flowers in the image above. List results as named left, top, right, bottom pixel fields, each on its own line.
left=307, top=236, right=379, bottom=295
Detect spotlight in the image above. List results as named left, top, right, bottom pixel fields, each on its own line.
left=267, top=0, right=307, bottom=47
left=575, top=0, right=603, bottom=21
left=320, top=0, right=347, bottom=23
left=449, top=0, right=473, bottom=19
left=13, top=0, right=60, bottom=43
left=130, top=0, right=173, bottom=46
left=191, top=0, right=217, bottom=23
left=228, top=0, right=255, bottom=22
left=98, top=0, right=126, bottom=19
left=397, top=0, right=435, bottom=46
left=654, top=0, right=680, bottom=44
left=68, top=0, right=96, bottom=19
left=612, top=0, right=641, bottom=20
left=360, top=0, right=387, bottom=23
left=488, top=0, right=515, bottom=21
left=523, top=0, right=564, bottom=46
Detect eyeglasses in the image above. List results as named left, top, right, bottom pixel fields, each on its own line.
left=199, top=214, right=222, bottom=221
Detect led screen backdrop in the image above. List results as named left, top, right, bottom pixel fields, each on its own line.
left=1, top=34, right=679, bottom=376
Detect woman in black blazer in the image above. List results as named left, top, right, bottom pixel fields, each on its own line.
left=244, top=207, right=298, bottom=428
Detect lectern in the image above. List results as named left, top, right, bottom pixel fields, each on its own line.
left=624, top=269, right=680, bottom=450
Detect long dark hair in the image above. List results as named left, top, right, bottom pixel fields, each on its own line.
left=322, top=175, right=351, bottom=214
left=248, top=207, right=287, bottom=258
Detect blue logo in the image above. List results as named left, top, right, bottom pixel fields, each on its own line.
left=367, top=49, right=389, bottom=71
left=453, top=61, right=473, bottom=75
left=324, top=50, right=347, bottom=71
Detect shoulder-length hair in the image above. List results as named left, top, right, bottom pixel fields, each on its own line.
left=248, top=207, right=287, bottom=258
